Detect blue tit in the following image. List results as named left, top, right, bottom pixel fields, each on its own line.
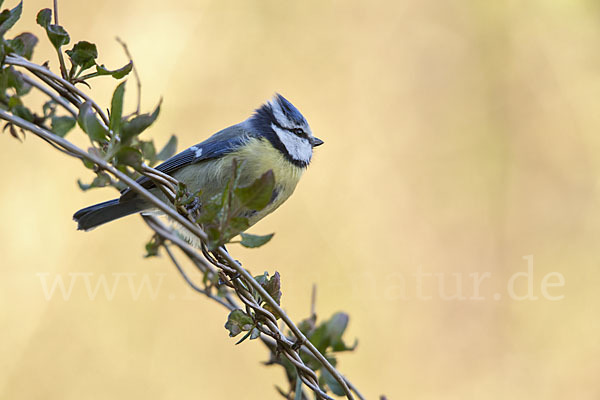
left=73, top=93, right=324, bottom=232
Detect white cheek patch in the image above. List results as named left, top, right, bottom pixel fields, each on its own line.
left=271, top=123, right=312, bottom=164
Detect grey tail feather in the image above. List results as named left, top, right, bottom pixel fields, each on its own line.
left=73, top=199, right=144, bottom=231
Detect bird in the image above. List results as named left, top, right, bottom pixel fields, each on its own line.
left=73, top=93, right=324, bottom=234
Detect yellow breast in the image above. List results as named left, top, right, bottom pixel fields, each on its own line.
left=172, top=137, right=304, bottom=227
left=228, top=137, right=305, bottom=225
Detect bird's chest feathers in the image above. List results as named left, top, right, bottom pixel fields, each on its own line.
left=229, top=138, right=304, bottom=207
left=174, top=138, right=304, bottom=221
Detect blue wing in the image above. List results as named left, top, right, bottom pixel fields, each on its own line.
left=121, top=123, right=251, bottom=198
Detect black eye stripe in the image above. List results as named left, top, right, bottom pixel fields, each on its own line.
left=271, top=118, right=307, bottom=138
left=268, top=110, right=308, bottom=138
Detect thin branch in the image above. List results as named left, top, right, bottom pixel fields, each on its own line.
left=215, top=247, right=355, bottom=399
left=161, top=240, right=235, bottom=311
left=37, top=134, right=83, bottom=159
left=31, top=70, right=81, bottom=107
left=0, top=110, right=200, bottom=236
left=141, top=215, right=240, bottom=310
left=116, top=36, right=141, bottom=115
left=53, top=0, right=59, bottom=24
left=22, top=74, right=77, bottom=118
left=52, top=0, right=68, bottom=80
left=145, top=211, right=365, bottom=399
left=6, top=55, right=109, bottom=126
left=311, top=283, right=317, bottom=319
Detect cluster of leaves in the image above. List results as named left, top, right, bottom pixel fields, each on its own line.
left=224, top=271, right=282, bottom=342
left=284, top=312, right=357, bottom=397
left=0, top=1, right=35, bottom=139
left=76, top=79, right=176, bottom=191
left=225, top=272, right=357, bottom=398
left=35, top=5, right=178, bottom=190
left=188, top=158, right=276, bottom=250
left=37, top=8, right=132, bottom=83
left=0, top=2, right=175, bottom=189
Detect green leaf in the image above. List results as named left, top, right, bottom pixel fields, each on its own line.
left=254, top=271, right=268, bottom=286
left=121, top=99, right=161, bottom=142
left=297, top=315, right=317, bottom=336
left=205, top=225, right=222, bottom=251
left=144, top=236, right=160, bottom=258
left=308, top=323, right=329, bottom=354
left=140, top=140, right=156, bottom=162
left=321, top=368, right=345, bottom=396
left=0, top=1, right=22, bottom=37
left=326, top=313, right=349, bottom=349
left=65, top=41, right=97, bottom=70
left=77, top=102, right=107, bottom=142
left=42, top=99, right=57, bottom=118
left=45, top=24, right=69, bottom=49
left=240, top=232, right=274, bottom=248
left=36, top=8, right=51, bottom=28
left=5, top=36, right=23, bottom=54
left=11, top=104, right=32, bottom=122
left=197, top=194, right=224, bottom=224
left=263, top=271, right=282, bottom=305
left=109, top=81, right=125, bottom=134
left=51, top=115, right=76, bottom=137
left=262, top=271, right=282, bottom=317
left=229, top=216, right=250, bottom=233
left=7, top=93, right=20, bottom=108
left=77, top=172, right=111, bottom=191
left=309, top=312, right=357, bottom=354
left=9, top=32, right=37, bottom=59
left=6, top=67, right=31, bottom=96
left=234, top=170, right=275, bottom=211
left=224, top=309, right=254, bottom=337
left=96, top=60, right=133, bottom=79
left=251, top=271, right=281, bottom=317
left=115, top=146, right=143, bottom=169
left=156, top=134, right=177, bottom=160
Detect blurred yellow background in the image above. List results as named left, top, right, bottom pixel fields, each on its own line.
left=2, top=0, right=600, bottom=399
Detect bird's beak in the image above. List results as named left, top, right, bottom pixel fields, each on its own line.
left=310, top=137, right=324, bottom=147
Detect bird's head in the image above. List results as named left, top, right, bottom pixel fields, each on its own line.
left=247, top=93, right=323, bottom=168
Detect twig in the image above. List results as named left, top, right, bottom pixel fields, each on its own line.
left=215, top=247, right=355, bottom=399
left=53, top=0, right=59, bottom=24
left=31, top=70, right=81, bottom=107
left=162, top=240, right=235, bottom=311
left=52, top=0, right=68, bottom=80
left=144, top=215, right=365, bottom=400
left=116, top=37, right=141, bottom=115
left=311, top=283, right=317, bottom=319
left=21, top=74, right=77, bottom=118
left=6, top=55, right=109, bottom=126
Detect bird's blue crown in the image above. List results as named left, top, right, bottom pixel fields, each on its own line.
left=250, top=93, right=308, bottom=131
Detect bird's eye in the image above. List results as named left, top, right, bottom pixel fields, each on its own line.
left=292, top=128, right=305, bottom=137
